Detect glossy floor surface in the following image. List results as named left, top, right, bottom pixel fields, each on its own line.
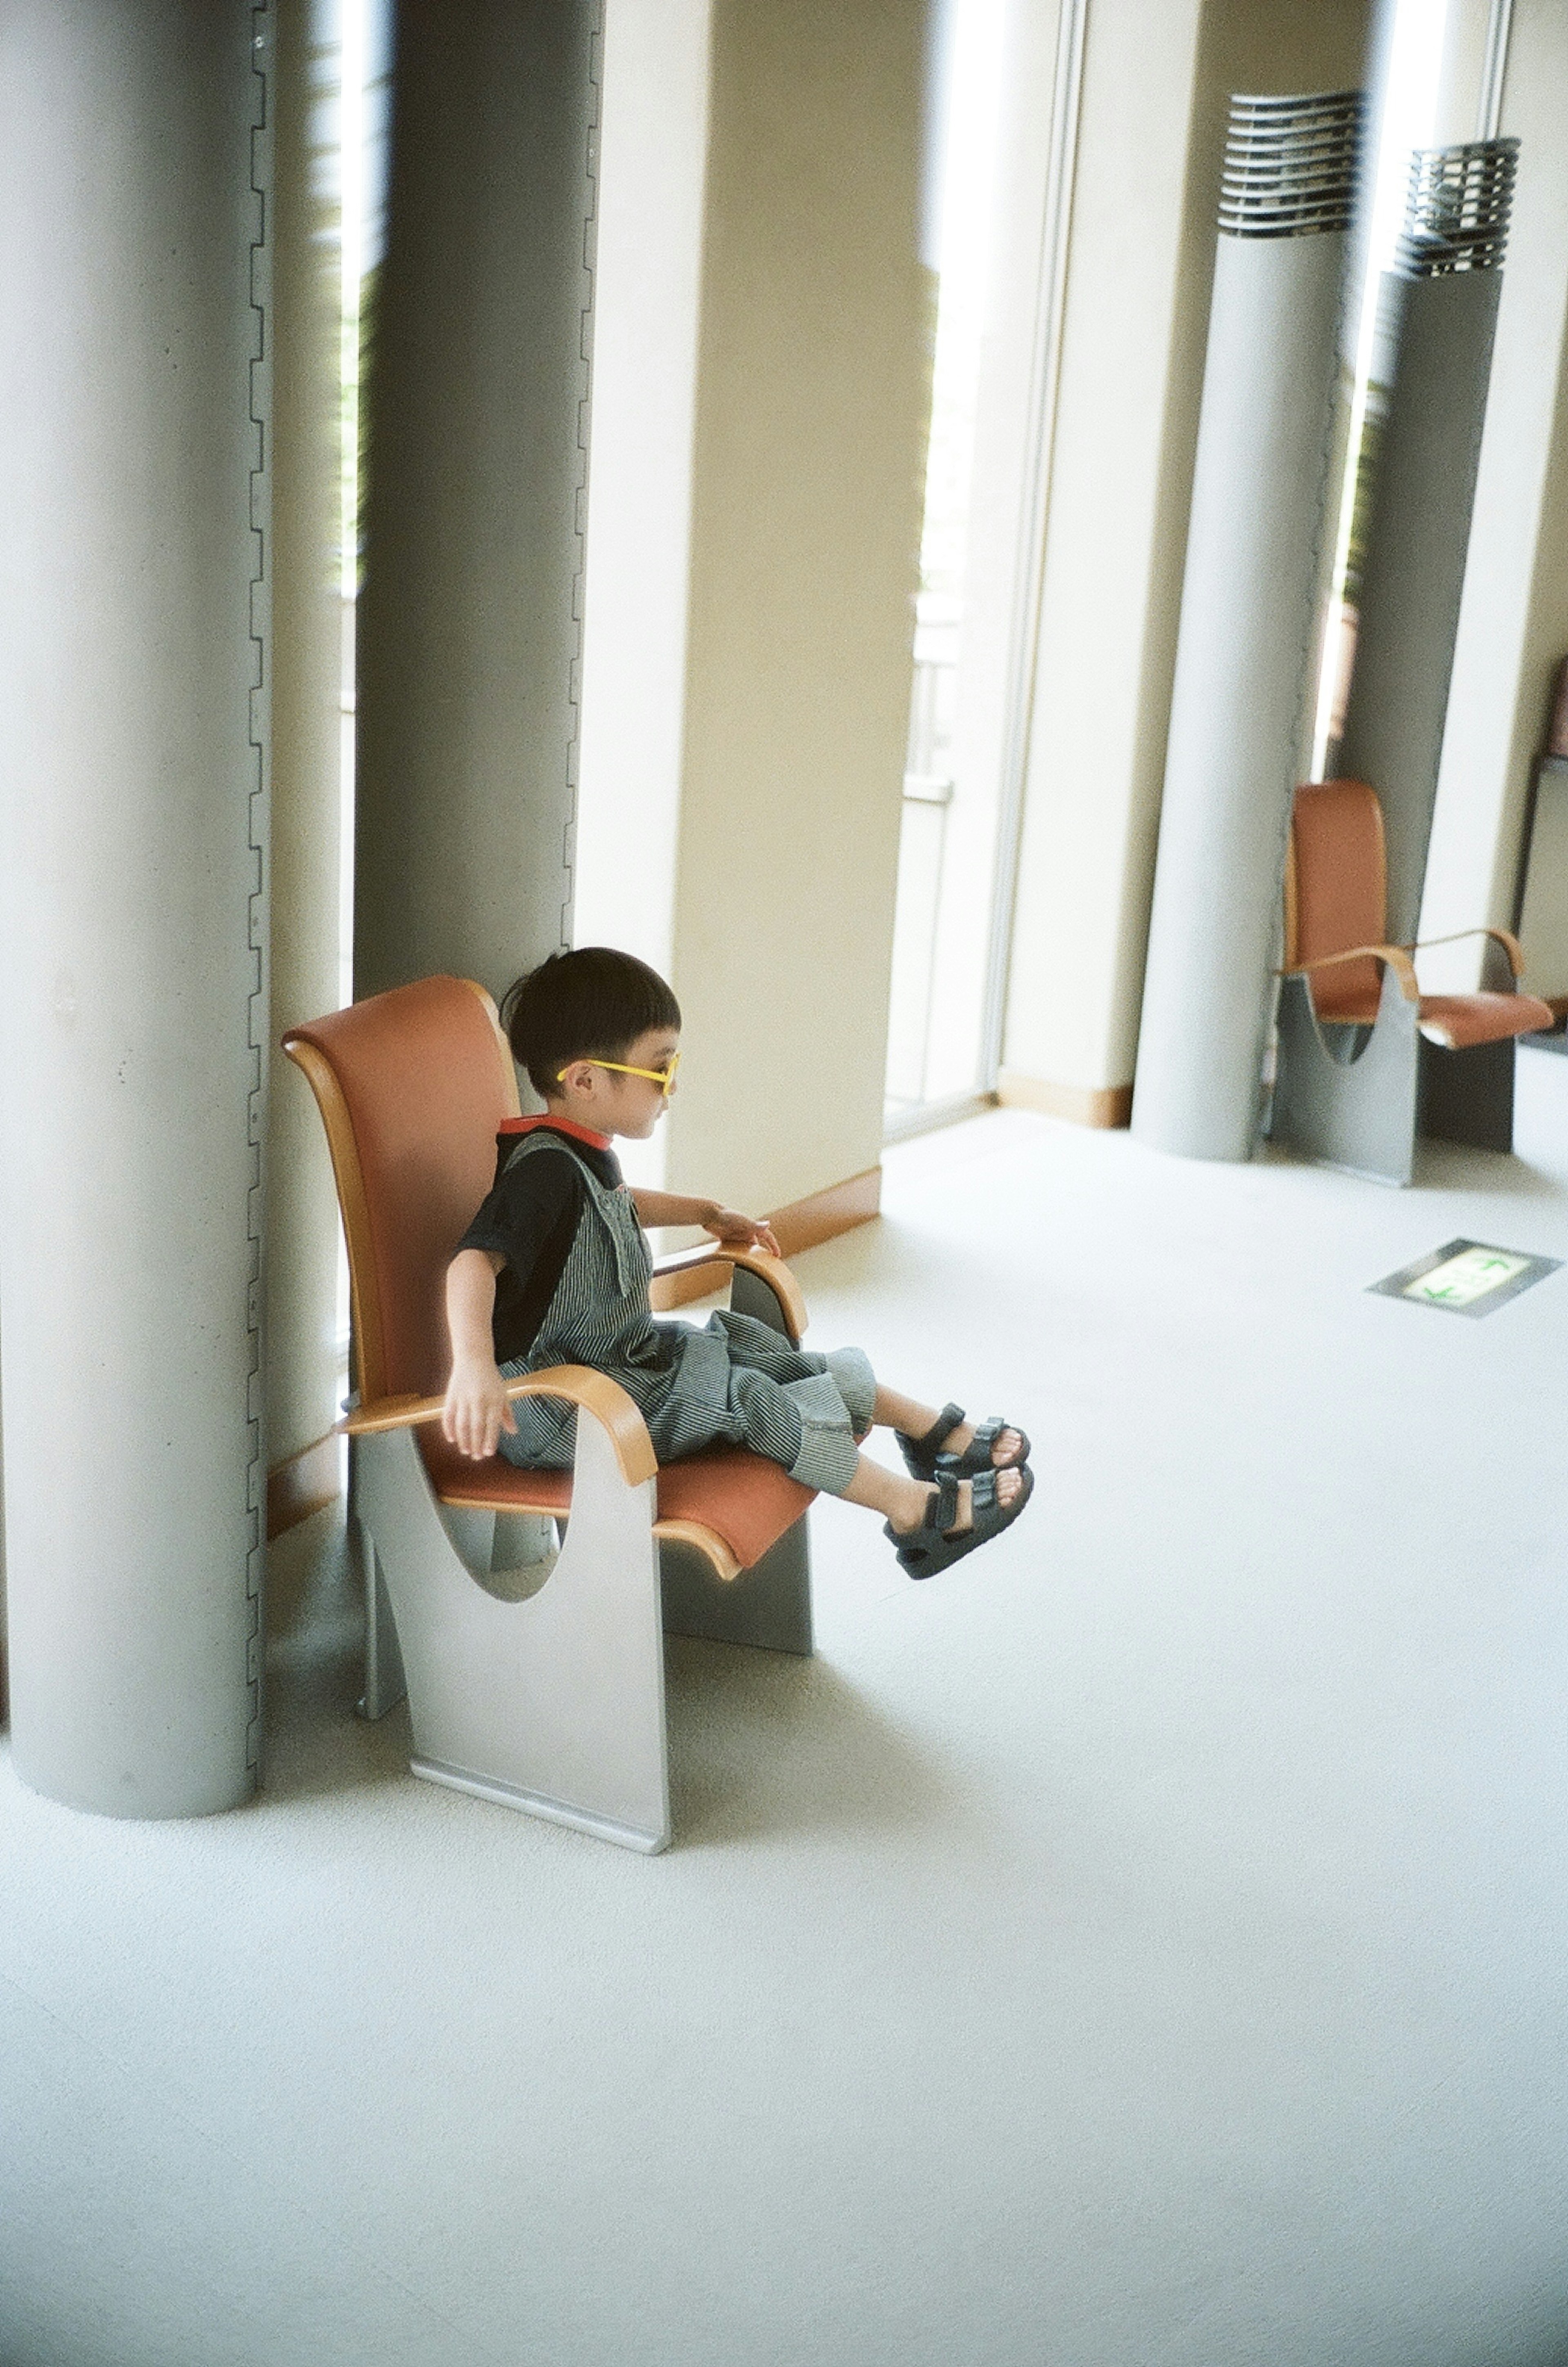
left=4, top=1065, right=1568, bottom=2365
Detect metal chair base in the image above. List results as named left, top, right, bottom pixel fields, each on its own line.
left=1270, top=969, right=1518, bottom=1184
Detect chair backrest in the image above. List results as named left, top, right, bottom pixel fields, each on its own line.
left=283, top=976, right=520, bottom=1404
left=1285, top=779, right=1389, bottom=1023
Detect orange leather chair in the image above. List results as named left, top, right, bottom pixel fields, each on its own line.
left=1270, top=779, right=1551, bottom=1183
left=283, top=974, right=815, bottom=1852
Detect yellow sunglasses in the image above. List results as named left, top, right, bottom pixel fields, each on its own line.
left=558, top=1051, right=682, bottom=1097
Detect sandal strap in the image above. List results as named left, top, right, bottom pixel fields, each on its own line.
left=935, top=1415, right=1031, bottom=1476
left=969, top=1466, right=1005, bottom=1515
left=928, top=1469, right=962, bottom=1536
left=885, top=1469, right=962, bottom=1567
left=969, top=1462, right=1032, bottom=1532
left=913, top=1402, right=965, bottom=1460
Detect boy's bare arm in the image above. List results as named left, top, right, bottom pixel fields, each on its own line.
left=630, top=1189, right=781, bottom=1257
left=442, top=1248, right=517, bottom=1460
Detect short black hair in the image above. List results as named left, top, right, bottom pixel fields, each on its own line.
left=500, top=947, right=682, bottom=1099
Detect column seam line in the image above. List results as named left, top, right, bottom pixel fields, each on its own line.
left=246, top=0, right=274, bottom=1774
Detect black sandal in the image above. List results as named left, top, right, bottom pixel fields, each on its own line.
left=896, top=1403, right=1031, bottom=1482
left=884, top=1464, right=1035, bottom=1580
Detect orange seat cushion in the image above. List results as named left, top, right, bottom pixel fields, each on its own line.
left=1417, top=991, right=1555, bottom=1050
left=288, top=978, right=516, bottom=1402
left=1290, top=780, right=1388, bottom=1023
left=420, top=1430, right=813, bottom=1572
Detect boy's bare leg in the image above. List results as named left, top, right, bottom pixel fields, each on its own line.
left=842, top=1450, right=1024, bottom=1538
left=871, top=1386, right=1024, bottom=1470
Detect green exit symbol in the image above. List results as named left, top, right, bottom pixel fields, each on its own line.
left=1408, top=1248, right=1530, bottom=1306
left=1372, top=1239, right=1561, bottom=1317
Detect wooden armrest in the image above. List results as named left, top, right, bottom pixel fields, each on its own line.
left=651, top=1241, right=808, bottom=1344
left=339, top=1365, right=657, bottom=1487
left=1278, top=944, right=1419, bottom=1003
left=1410, top=926, right=1526, bottom=981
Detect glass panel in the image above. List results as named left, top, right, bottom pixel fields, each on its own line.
left=884, top=0, right=1008, bottom=1130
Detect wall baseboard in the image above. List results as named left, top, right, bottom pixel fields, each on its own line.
left=650, top=1165, right=882, bottom=1311
left=998, top=1070, right=1133, bottom=1129
left=769, top=1163, right=881, bottom=1254
left=266, top=1430, right=343, bottom=1542
left=650, top=1262, right=731, bottom=1311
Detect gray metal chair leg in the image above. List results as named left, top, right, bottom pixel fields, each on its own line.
left=1418, top=1035, right=1516, bottom=1152
left=347, top=1486, right=408, bottom=1721
left=661, top=1514, right=813, bottom=1655
left=1270, top=967, right=1421, bottom=1184
left=353, top=1415, right=670, bottom=1852
left=728, top=1260, right=795, bottom=1333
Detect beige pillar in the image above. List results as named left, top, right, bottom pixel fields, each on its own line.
left=267, top=0, right=347, bottom=1528
left=997, top=0, right=1370, bottom=1124
left=578, top=0, right=929, bottom=1231
left=573, top=0, right=713, bottom=1080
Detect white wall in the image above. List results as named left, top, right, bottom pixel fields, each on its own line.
left=666, top=0, right=928, bottom=1218
left=573, top=0, right=714, bottom=1188
left=1000, top=0, right=1206, bottom=1111
left=577, top=0, right=929, bottom=1220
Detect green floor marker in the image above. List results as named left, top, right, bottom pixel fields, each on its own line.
left=1369, top=1238, right=1561, bottom=1317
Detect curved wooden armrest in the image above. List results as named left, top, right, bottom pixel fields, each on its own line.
left=339, top=1365, right=657, bottom=1487
left=650, top=1241, right=808, bottom=1344
left=1409, top=926, right=1526, bottom=981
left=1278, top=944, right=1419, bottom=1004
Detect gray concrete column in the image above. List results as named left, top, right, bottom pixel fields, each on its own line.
left=1338, top=142, right=1517, bottom=946
left=354, top=0, right=600, bottom=1003
left=1132, top=91, right=1361, bottom=1163
left=0, top=0, right=271, bottom=1814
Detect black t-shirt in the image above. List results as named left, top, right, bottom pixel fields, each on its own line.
left=456, top=1122, right=624, bottom=1365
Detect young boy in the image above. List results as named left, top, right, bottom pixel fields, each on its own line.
left=442, top=948, right=1032, bottom=1576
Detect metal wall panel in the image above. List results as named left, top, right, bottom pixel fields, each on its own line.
left=354, top=0, right=601, bottom=1005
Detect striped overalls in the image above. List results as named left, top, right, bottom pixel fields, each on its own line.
left=495, top=1133, right=876, bottom=1495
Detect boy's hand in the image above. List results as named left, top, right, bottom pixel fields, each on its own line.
left=702, top=1205, right=782, bottom=1258
left=442, top=1357, right=519, bottom=1462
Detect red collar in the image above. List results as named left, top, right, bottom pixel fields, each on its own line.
left=499, top=1114, right=613, bottom=1152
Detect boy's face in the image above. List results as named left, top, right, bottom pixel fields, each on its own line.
left=552, top=1025, right=680, bottom=1140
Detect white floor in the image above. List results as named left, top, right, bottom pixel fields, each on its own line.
left=4, top=1065, right=1568, bottom=2366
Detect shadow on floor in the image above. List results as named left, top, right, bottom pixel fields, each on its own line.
left=663, top=1634, right=949, bottom=1848
left=261, top=1502, right=412, bottom=1805
left=260, top=1500, right=949, bottom=1845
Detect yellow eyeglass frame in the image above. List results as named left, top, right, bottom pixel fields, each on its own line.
left=557, top=1051, right=681, bottom=1098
